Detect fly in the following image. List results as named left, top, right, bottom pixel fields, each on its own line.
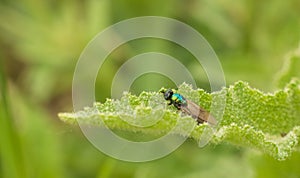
left=159, top=88, right=217, bottom=125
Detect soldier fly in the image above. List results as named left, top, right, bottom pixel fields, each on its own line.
left=159, top=88, right=217, bottom=125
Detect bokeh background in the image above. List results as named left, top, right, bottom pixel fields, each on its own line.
left=1, top=0, right=300, bottom=178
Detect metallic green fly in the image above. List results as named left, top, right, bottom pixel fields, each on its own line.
left=159, top=88, right=217, bottom=125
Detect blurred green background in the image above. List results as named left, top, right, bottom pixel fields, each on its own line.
left=0, top=0, right=299, bottom=178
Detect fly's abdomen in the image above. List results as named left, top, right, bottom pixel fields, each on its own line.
left=181, top=99, right=217, bottom=125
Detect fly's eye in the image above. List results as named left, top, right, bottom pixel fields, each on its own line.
left=164, top=89, right=173, bottom=100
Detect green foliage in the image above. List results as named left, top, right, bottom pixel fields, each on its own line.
left=0, top=0, right=110, bottom=103
left=275, top=46, right=300, bottom=88
left=0, top=50, right=25, bottom=178
left=1, top=0, right=300, bottom=177
left=59, top=79, right=300, bottom=161
left=249, top=151, right=300, bottom=178
left=0, top=60, right=64, bottom=178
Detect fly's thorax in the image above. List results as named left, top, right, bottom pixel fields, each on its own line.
left=172, top=93, right=187, bottom=106
left=172, top=93, right=184, bottom=101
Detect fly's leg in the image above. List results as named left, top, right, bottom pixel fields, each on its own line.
left=174, top=102, right=182, bottom=110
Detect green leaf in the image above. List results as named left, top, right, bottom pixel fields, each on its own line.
left=59, top=79, right=300, bottom=160
left=275, top=46, right=300, bottom=88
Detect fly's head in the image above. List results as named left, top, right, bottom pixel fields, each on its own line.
left=159, top=88, right=174, bottom=101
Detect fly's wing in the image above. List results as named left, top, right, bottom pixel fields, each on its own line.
left=181, top=99, right=217, bottom=125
